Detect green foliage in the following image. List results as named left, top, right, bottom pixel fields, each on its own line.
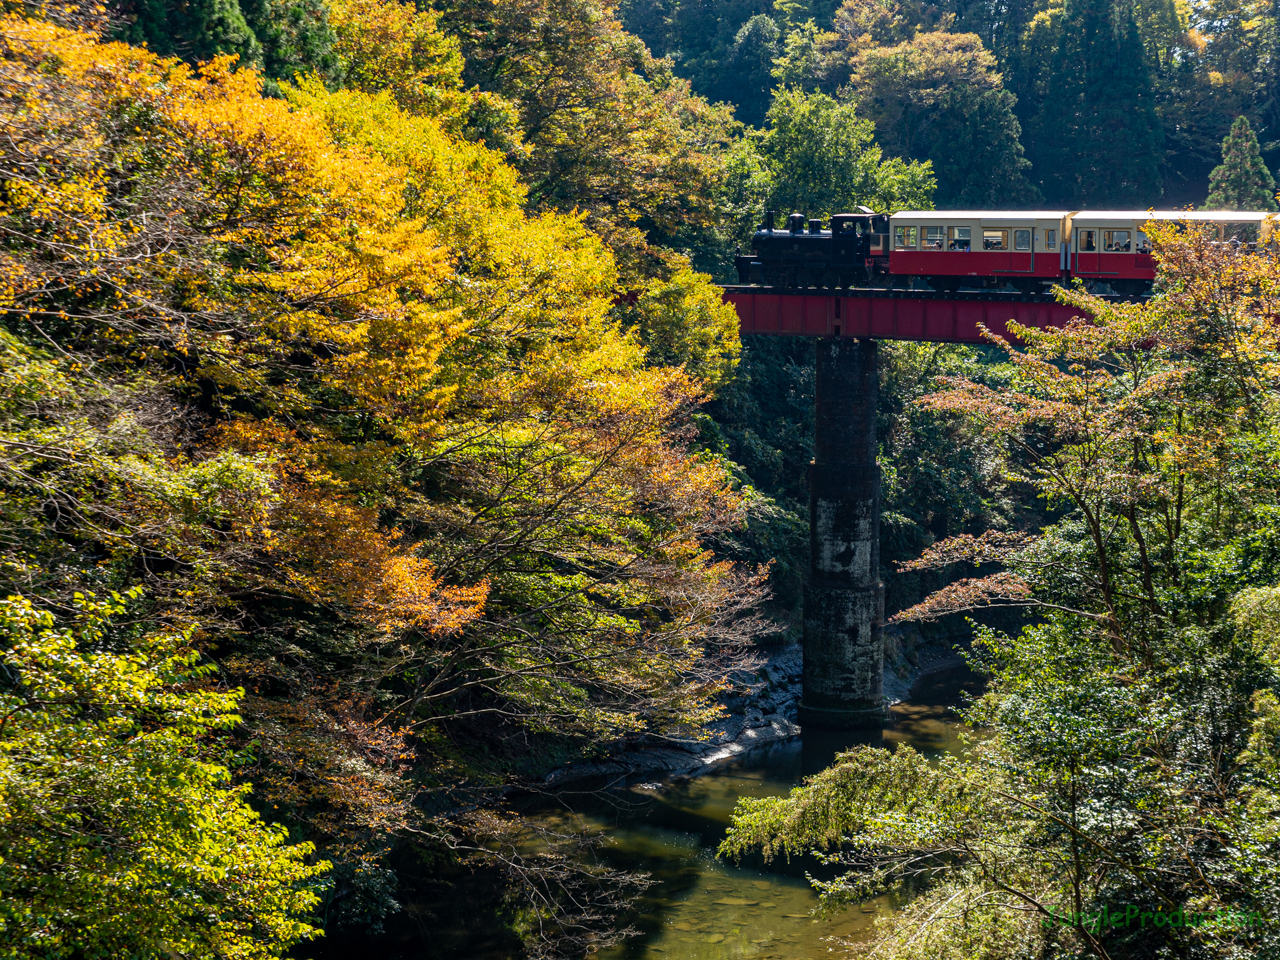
left=705, top=338, right=1016, bottom=616
left=1234, top=583, right=1280, bottom=664
left=242, top=0, right=338, bottom=84
left=704, top=336, right=815, bottom=608
left=115, top=0, right=261, bottom=65
left=726, top=14, right=783, bottom=126
left=439, top=0, right=740, bottom=280
left=0, top=591, right=326, bottom=959
left=114, top=0, right=338, bottom=83
left=849, top=32, right=1039, bottom=205
left=1207, top=115, right=1279, bottom=209
left=877, top=342, right=1018, bottom=614
left=720, top=745, right=984, bottom=870
left=771, top=19, right=839, bottom=89
left=757, top=86, right=935, bottom=216
left=1029, top=0, right=1164, bottom=205
left=619, top=268, right=743, bottom=390
left=614, top=0, right=1280, bottom=208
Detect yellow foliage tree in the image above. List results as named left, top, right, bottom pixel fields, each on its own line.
left=0, top=10, right=764, bottom=948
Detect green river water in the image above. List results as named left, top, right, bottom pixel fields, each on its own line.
left=314, top=663, right=981, bottom=960
left=572, top=664, right=981, bottom=960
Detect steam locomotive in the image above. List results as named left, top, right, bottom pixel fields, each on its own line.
left=734, top=208, right=1276, bottom=297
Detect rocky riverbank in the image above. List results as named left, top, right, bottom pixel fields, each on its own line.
left=541, top=627, right=968, bottom=788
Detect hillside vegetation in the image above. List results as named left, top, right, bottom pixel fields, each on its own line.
left=4, top=0, right=1280, bottom=958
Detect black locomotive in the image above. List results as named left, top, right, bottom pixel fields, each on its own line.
left=733, top=209, right=889, bottom=288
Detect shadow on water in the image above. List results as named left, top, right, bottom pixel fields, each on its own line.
left=311, top=661, right=984, bottom=960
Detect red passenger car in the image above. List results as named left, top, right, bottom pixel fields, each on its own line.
left=887, top=210, right=1276, bottom=296
left=887, top=211, right=1070, bottom=294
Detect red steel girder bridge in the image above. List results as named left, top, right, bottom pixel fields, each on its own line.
left=720, top=285, right=1120, bottom=343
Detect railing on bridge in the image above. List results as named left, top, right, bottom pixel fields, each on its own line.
left=720, top=285, right=1118, bottom=343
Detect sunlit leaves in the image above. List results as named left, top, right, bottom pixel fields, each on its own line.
left=0, top=15, right=766, bottom=944
left=0, top=592, right=327, bottom=959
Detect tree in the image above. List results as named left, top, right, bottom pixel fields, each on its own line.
left=1207, top=114, right=1279, bottom=209
left=113, top=0, right=337, bottom=84
left=1029, top=0, right=1164, bottom=205
left=0, top=592, right=326, bottom=958
left=831, top=0, right=921, bottom=48
left=758, top=86, right=935, bottom=216
left=726, top=13, right=782, bottom=125
left=0, top=16, right=766, bottom=951
left=115, top=0, right=261, bottom=65
left=240, top=0, right=337, bottom=83
left=771, top=19, right=839, bottom=90
left=326, top=0, right=464, bottom=109
left=849, top=32, right=1039, bottom=205
left=617, top=268, right=744, bottom=389
left=437, top=0, right=739, bottom=280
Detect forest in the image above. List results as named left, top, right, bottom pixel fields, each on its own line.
left=3, top=0, right=1280, bottom=957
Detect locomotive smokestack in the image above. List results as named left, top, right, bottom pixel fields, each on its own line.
left=808, top=218, right=822, bottom=234
left=764, top=210, right=775, bottom=232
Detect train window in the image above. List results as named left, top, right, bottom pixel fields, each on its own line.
left=923, top=226, right=945, bottom=250
left=1045, top=229, right=1057, bottom=248
left=948, top=226, right=971, bottom=251
left=983, top=229, right=1008, bottom=250
left=1078, top=230, right=1097, bottom=251
left=1014, top=229, right=1032, bottom=251
left=894, top=225, right=918, bottom=249
left=1103, top=230, right=1131, bottom=252
left=1137, top=230, right=1151, bottom=253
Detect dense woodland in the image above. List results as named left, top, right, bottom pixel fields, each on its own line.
left=620, top=0, right=1279, bottom=208
left=3, top=0, right=1280, bottom=957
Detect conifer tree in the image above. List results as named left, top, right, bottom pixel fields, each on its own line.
left=113, top=0, right=337, bottom=83
left=1206, top=115, right=1279, bottom=210
left=1029, top=0, right=1163, bottom=205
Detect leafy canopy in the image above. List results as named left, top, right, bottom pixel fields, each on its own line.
left=0, top=591, right=327, bottom=959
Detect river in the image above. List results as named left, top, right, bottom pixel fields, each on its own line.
left=549, top=663, right=983, bottom=960
left=312, top=662, right=981, bottom=960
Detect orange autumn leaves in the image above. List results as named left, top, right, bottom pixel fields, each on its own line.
left=0, top=6, right=756, bottom=856
left=0, top=14, right=485, bottom=636
left=220, top=420, right=487, bottom=638
left=276, top=491, right=488, bottom=637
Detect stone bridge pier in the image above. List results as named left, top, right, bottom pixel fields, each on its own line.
left=797, top=337, right=886, bottom=729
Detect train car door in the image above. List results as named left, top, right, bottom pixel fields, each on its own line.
left=1010, top=227, right=1034, bottom=272
left=982, top=227, right=1012, bottom=272
left=1101, top=227, right=1133, bottom=278
left=1076, top=228, right=1100, bottom=273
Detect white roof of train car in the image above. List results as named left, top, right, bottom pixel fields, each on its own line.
left=890, top=209, right=1278, bottom=222
left=889, top=211, right=1070, bottom=220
